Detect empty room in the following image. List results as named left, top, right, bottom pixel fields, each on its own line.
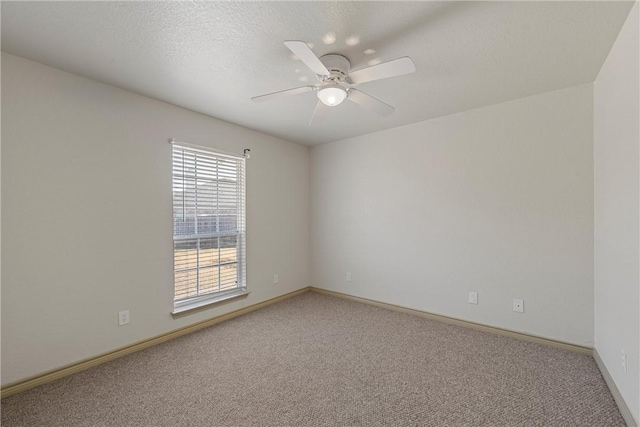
left=1, top=1, right=639, bottom=426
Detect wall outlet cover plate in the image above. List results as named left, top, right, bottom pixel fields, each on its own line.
left=513, top=299, right=524, bottom=313
left=469, top=292, right=478, bottom=304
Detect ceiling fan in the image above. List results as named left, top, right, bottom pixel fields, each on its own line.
left=251, top=41, right=416, bottom=125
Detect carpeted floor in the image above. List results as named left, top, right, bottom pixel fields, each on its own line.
left=1, top=292, right=624, bottom=426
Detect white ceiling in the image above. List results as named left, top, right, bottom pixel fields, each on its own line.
left=1, top=1, right=634, bottom=146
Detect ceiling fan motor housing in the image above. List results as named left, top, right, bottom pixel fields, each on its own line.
left=319, top=54, right=351, bottom=82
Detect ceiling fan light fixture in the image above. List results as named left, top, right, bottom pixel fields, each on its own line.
left=317, top=84, right=347, bottom=107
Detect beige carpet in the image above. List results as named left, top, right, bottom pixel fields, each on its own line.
left=1, top=292, right=624, bottom=426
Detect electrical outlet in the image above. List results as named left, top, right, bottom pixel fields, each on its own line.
left=346, top=272, right=352, bottom=282
left=469, top=292, right=478, bottom=304
left=513, top=299, right=524, bottom=313
left=118, top=310, right=130, bottom=326
left=621, top=350, right=627, bottom=373
left=273, top=274, right=279, bottom=284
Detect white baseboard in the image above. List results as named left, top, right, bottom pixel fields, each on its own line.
left=594, top=349, right=638, bottom=427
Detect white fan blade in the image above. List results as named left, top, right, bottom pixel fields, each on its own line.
left=284, top=40, right=330, bottom=77
left=347, top=89, right=395, bottom=116
left=348, top=57, right=416, bottom=85
left=251, top=85, right=315, bottom=103
left=309, top=100, right=329, bottom=126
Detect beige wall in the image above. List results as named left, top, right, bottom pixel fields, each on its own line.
left=311, top=83, right=595, bottom=346
left=594, top=2, right=640, bottom=422
left=1, top=53, right=311, bottom=386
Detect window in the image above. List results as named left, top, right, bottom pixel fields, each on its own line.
left=171, top=141, right=246, bottom=314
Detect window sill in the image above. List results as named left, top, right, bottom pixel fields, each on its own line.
left=171, top=289, right=250, bottom=318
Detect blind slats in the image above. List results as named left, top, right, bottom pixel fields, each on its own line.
left=172, top=143, right=246, bottom=304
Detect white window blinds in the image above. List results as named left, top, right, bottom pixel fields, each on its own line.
left=172, top=142, right=246, bottom=310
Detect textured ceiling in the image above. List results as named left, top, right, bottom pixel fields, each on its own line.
left=1, top=1, right=634, bottom=146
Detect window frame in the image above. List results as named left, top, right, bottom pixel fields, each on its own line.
left=170, top=140, right=247, bottom=315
